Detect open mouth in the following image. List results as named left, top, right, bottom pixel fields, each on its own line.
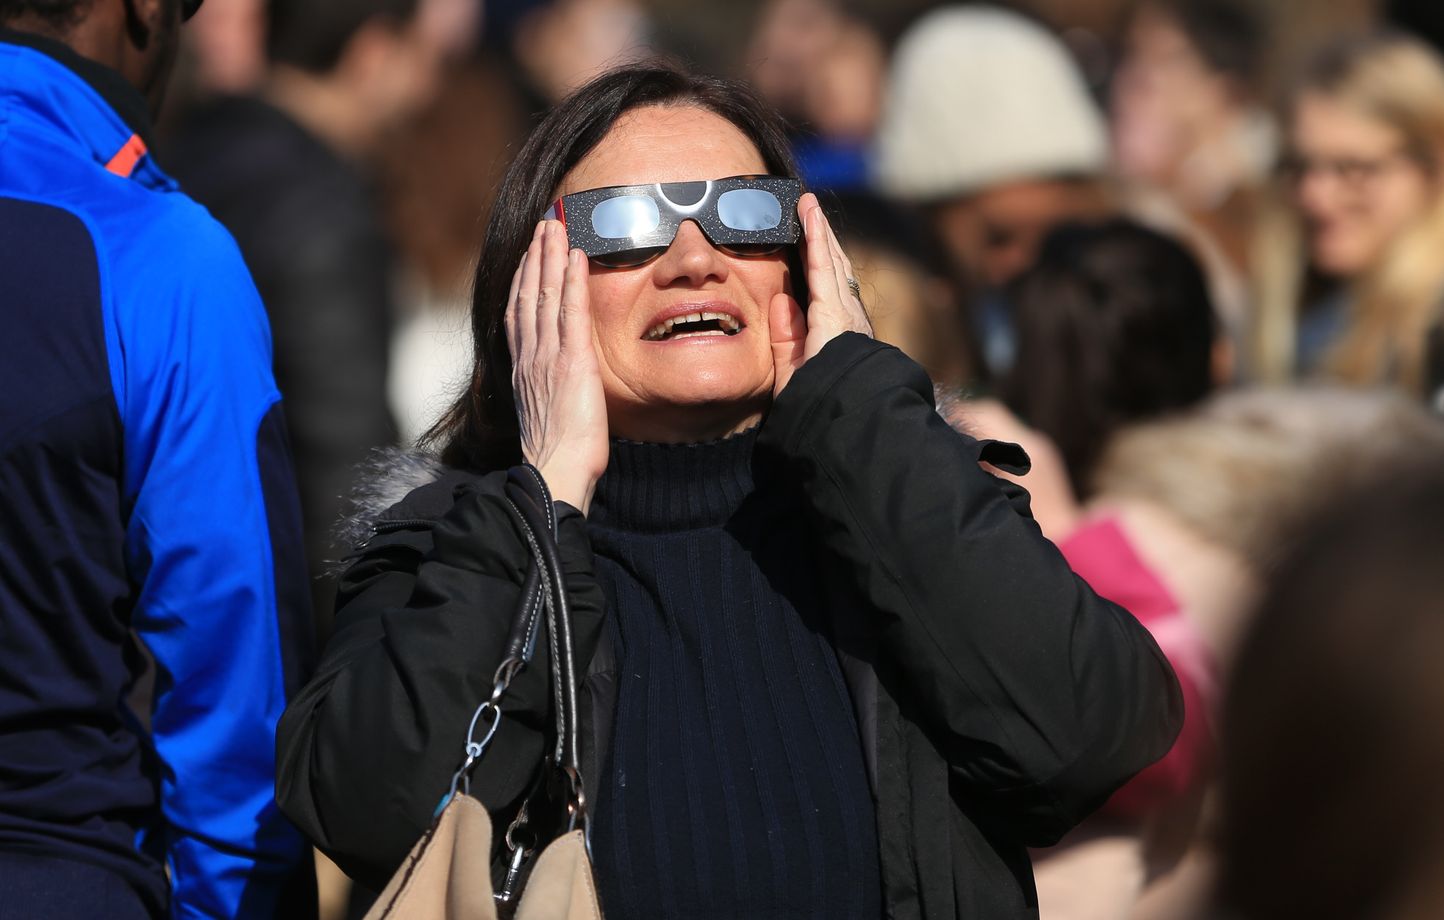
left=643, top=311, right=744, bottom=341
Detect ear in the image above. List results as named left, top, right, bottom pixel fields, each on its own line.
left=115, top=0, right=181, bottom=111
left=121, top=0, right=172, bottom=49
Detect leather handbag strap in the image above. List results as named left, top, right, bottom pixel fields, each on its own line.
left=445, top=463, right=587, bottom=828
left=502, top=465, right=583, bottom=785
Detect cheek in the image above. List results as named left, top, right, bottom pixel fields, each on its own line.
left=737, top=260, right=789, bottom=333
left=585, top=273, right=639, bottom=344
left=1310, top=189, right=1423, bottom=275
left=1370, top=175, right=1432, bottom=240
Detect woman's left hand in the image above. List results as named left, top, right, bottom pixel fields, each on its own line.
left=769, top=192, right=874, bottom=397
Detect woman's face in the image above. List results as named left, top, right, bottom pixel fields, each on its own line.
left=1289, top=91, right=1433, bottom=278
left=555, top=104, right=789, bottom=442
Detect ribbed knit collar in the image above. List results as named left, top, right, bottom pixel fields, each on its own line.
left=589, top=427, right=759, bottom=533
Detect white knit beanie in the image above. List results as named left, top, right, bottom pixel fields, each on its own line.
left=874, top=5, right=1108, bottom=201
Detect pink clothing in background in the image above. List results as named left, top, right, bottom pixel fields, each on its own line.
left=1060, top=515, right=1217, bottom=817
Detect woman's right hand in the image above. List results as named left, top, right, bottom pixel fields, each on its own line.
left=506, top=220, right=609, bottom=514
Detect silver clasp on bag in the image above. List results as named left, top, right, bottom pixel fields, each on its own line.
left=435, top=660, right=525, bottom=814
left=495, top=843, right=529, bottom=905
left=442, top=699, right=502, bottom=806
left=495, top=813, right=535, bottom=906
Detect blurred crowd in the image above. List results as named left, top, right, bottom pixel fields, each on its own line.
left=155, top=0, right=1444, bottom=917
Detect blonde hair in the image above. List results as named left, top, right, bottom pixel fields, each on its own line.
left=1252, top=32, right=1444, bottom=392
left=1092, top=385, right=1444, bottom=567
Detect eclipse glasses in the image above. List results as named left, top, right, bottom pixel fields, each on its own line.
left=543, top=175, right=802, bottom=268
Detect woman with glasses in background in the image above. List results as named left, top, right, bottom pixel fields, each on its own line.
left=1255, top=31, right=1444, bottom=404
left=274, top=63, right=1181, bottom=920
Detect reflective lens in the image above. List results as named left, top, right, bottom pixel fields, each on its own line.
left=716, top=189, right=782, bottom=231
left=590, top=195, right=661, bottom=239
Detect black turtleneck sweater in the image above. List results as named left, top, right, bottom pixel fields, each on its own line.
left=585, top=428, right=882, bottom=920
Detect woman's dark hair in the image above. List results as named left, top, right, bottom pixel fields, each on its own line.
left=1216, top=462, right=1444, bottom=919
left=422, top=63, right=802, bottom=470
left=1003, top=219, right=1217, bottom=497
left=267, top=0, right=419, bottom=74
left=1148, top=0, right=1266, bottom=88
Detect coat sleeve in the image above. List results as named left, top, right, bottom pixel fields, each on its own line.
left=114, top=206, right=315, bottom=919
left=756, top=333, right=1183, bottom=843
left=274, top=478, right=606, bottom=890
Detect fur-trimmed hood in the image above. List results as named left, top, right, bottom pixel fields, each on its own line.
left=331, top=447, right=450, bottom=562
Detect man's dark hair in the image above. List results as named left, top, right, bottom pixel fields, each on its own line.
left=1153, top=0, right=1267, bottom=88
left=0, top=0, right=91, bottom=32
left=266, top=0, right=419, bottom=74
left=422, top=62, right=803, bottom=472
left=1004, top=218, right=1218, bottom=498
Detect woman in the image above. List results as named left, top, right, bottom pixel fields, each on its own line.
left=1254, top=31, right=1444, bottom=401
left=275, top=64, right=1181, bottom=919
left=1110, top=0, right=1274, bottom=274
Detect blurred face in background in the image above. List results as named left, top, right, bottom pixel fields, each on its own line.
left=1111, top=4, right=1237, bottom=185
left=184, top=0, right=267, bottom=94
left=1288, top=91, right=1433, bottom=278
left=932, top=178, right=1109, bottom=289
left=369, top=0, right=480, bottom=129
left=515, top=0, right=651, bottom=104
left=748, top=0, right=883, bottom=143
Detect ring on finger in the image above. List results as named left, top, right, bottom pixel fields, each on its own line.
left=846, top=277, right=862, bottom=301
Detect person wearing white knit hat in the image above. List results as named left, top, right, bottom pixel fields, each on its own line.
left=875, top=5, right=1113, bottom=303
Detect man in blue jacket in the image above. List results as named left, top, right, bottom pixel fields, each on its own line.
left=0, top=0, right=316, bottom=917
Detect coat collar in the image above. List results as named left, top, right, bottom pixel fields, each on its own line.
left=0, top=29, right=162, bottom=181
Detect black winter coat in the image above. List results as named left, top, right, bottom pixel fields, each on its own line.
left=276, top=334, right=1183, bottom=919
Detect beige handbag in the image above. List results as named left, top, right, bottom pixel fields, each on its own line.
left=365, top=796, right=600, bottom=920
left=364, top=466, right=603, bottom=920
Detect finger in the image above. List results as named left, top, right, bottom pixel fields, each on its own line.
left=822, top=211, right=856, bottom=295
left=514, top=222, right=547, bottom=366
left=558, top=248, right=594, bottom=352
left=535, top=220, right=567, bottom=351
left=811, top=200, right=870, bottom=333
left=504, top=254, right=526, bottom=360
left=800, top=194, right=844, bottom=310
left=769, top=289, right=807, bottom=348
left=803, top=195, right=851, bottom=309
left=768, top=290, right=806, bottom=394
left=816, top=202, right=855, bottom=307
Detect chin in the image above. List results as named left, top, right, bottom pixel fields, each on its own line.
left=1310, top=238, right=1373, bottom=280
left=610, top=378, right=772, bottom=443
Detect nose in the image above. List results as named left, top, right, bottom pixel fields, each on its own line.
left=1295, top=166, right=1341, bottom=220
left=650, top=220, right=729, bottom=287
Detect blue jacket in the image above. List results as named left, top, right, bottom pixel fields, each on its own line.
left=0, top=31, right=314, bottom=919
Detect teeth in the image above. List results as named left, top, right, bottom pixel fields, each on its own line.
left=644, top=311, right=742, bottom=341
